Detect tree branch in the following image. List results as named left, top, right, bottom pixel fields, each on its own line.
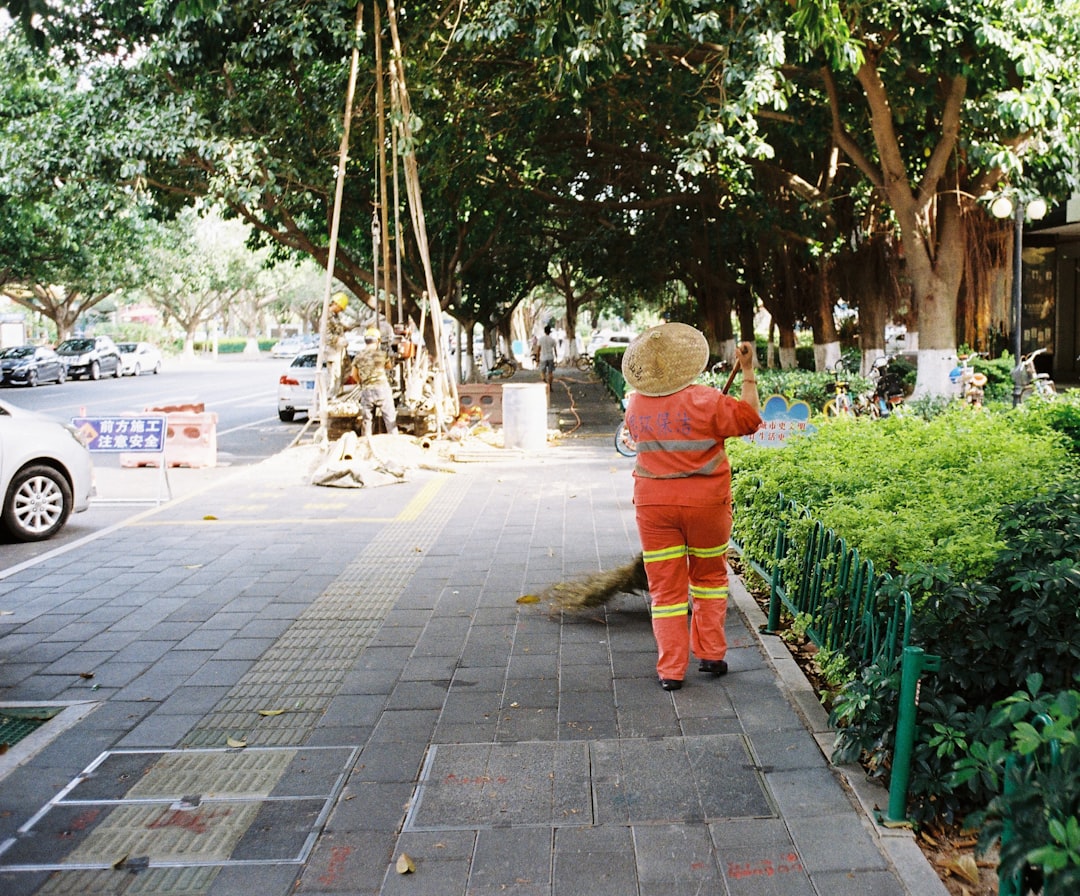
left=822, top=65, right=883, bottom=190
left=916, top=71, right=968, bottom=206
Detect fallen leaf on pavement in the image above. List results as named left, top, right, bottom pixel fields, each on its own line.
left=946, top=854, right=980, bottom=886
left=396, top=853, right=415, bottom=874
left=226, top=737, right=247, bottom=748
left=516, top=595, right=540, bottom=604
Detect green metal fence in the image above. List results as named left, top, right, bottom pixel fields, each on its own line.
left=593, top=350, right=627, bottom=400
left=731, top=491, right=913, bottom=671
left=730, top=485, right=936, bottom=826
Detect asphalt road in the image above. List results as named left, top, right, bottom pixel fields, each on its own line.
left=0, top=352, right=309, bottom=567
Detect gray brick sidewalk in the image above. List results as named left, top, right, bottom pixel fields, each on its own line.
left=0, top=366, right=945, bottom=895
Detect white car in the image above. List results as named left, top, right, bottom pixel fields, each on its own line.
left=117, top=342, right=164, bottom=376
left=277, top=349, right=322, bottom=421
left=270, top=336, right=317, bottom=359
left=588, top=331, right=634, bottom=352
left=0, top=398, right=94, bottom=541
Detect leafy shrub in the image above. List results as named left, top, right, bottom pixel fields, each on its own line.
left=730, top=406, right=1074, bottom=579
left=955, top=676, right=1080, bottom=896
left=171, top=338, right=260, bottom=353
left=730, top=407, right=1078, bottom=828
left=971, top=353, right=1015, bottom=404
left=1011, top=390, right=1080, bottom=455
left=900, top=394, right=955, bottom=420
left=828, top=477, right=1080, bottom=824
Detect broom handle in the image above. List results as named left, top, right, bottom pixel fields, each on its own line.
left=721, top=364, right=739, bottom=394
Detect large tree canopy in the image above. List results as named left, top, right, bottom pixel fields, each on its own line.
left=461, top=0, right=1080, bottom=388
left=3, top=0, right=1080, bottom=393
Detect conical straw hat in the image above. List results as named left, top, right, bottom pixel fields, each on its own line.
left=621, top=323, right=709, bottom=396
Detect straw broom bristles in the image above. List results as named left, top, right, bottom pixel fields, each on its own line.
left=541, top=553, right=648, bottom=612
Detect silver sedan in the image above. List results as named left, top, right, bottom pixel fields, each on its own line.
left=0, top=399, right=94, bottom=541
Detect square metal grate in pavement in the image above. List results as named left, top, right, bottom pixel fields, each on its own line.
left=404, top=735, right=775, bottom=832
left=0, top=745, right=358, bottom=876
left=0, top=706, right=62, bottom=749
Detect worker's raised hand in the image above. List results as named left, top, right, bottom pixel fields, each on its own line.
left=736, top=341, right=755, bottom=372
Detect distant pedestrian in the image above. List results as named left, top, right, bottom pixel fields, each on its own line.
left=353, top=327, right=398, bottom=435
left=537, top=325, right=558, bottom=388
left=621, top=324, right=761, bottom=691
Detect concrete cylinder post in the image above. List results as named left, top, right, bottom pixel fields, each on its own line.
left=502, top=383, right=547, bottom=450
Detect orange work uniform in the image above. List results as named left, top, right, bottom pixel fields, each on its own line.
left=625, top=384, right=762, bottom=682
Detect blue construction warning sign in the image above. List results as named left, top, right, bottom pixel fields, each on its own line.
left=72, top=415, right=168, bottom=453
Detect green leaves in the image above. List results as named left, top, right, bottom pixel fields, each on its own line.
left=737, top=403, right=1079, bottom=832
left=965, top=680, right=1080, bottom=891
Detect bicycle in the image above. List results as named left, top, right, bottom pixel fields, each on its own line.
left=614, top=417, right=637, bottom=457
left=574, top=351, right=593, bottom=371
left=484, top=352, right=517, bottom=380
left=1013, top=347, right=1057, bottom=402
left=823, top=359, right=857, bottom=417
left=869, top=354, right=908, bottom=417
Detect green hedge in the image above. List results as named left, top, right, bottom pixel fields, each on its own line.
left=727, top=402, right=1080, bottom=864
left=729, top=405, right=1074, bottom=578
left=171, top=338, right=277, bottom=353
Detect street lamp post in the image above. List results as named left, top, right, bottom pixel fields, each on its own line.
left=1009, top=203, right=1024, bottom=406
left=991, top=194, right=1047, bottom=406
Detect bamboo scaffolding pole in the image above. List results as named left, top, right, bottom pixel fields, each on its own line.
left=314, top=1, right=365, bottom=444
left=385, top=0, right=458, bottom=414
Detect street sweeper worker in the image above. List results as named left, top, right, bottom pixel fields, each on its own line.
left=621, top=324, right=761, bottom=692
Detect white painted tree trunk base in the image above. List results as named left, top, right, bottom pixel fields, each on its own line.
left=913, top=348, right=961, bottom=399
left=814, top=341, right=841, bottom=372
left=778, top=346, right=798, bottom=370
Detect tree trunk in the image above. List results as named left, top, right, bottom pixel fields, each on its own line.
left=811, top=261, right=840, bottom=372
left=769, top=245, right=800, bottom=369
left=838, top=61, right=969, bottom=395
left=183, top=326, right=198, bottom=357
left=905, top=196, right=966, bottom=396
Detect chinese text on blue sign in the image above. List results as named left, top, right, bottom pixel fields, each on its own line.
left=72, top=416, right=168, bottom=453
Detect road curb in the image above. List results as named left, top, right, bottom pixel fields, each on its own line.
left=728, top=575, right=950, bottom=896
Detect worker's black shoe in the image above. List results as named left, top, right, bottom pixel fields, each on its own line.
left=698, top=659, right=728, bottom=677
left=659, top=678, right=683, bottom=691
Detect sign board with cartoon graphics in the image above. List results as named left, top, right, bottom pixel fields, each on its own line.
left=746, top=396, right=816, bottom=447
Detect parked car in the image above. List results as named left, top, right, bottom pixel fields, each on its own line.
left=277, top=348, right=323, bottom=421
left=0, top=398, right=94, bottom=541
left=588, top=331, right=635, bottom=353
left=117, top=341, right=164, bottom=376
left=55, top=335, right=123, bottom=380
left=0, top=345, right=67, bottom=387
left=270, top=335, right=317, bottom=359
